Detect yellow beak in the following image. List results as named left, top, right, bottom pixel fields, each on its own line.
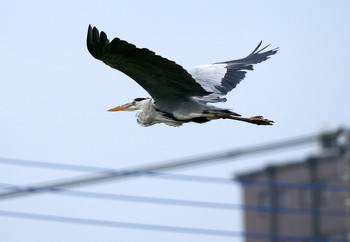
left=107, top=103, right=131, bottom=112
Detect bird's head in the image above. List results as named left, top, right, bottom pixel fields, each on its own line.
left=107, top=97, right=150, bottom=112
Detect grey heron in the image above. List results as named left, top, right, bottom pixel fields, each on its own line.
left=87, top=25, right=278, bottom=127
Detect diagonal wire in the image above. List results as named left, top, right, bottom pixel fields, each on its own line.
left=1, top=183, right=348, bottom=217
left=0, top=209, right=346, bottom=241
left=0, top=130, right=342, bottom=200
left=2, top=158, right=350, bottom=191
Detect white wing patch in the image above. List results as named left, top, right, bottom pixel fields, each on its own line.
left=188, top=64, right=227, bottom=94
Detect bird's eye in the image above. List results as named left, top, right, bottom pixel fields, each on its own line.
left=131, top=101, right=136, bottom=105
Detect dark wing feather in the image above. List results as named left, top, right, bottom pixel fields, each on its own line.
left=216, top=41, right=279, bottom=94
left=87, top=25, right=209, bottom=100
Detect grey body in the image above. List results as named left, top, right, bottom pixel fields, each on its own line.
left=135, top=98, right=207, bottom=127
left=87, top=25, right=278, bottom=127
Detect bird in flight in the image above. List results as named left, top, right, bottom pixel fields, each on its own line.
left=87, top=25, right=278, bottom=127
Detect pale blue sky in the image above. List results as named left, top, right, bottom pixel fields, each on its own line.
left=1, top=1, right=350, bottom=242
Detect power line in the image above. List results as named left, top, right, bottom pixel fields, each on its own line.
left=0, top=157, right=236, bottom=185
left=1, top=129, right=346, bottom=200
left=0, top=209, right=346, bottom=241
left=1, top=183, right=348, bottom=217
left=0, top=131, right=338, bottom=200
left=1, top=159, right=350, bottom=192
left=1, top=130, right=323, bottom=174
left=0, top=157, right=108, bottom=173
left=236, top=178, right=350, bottom=192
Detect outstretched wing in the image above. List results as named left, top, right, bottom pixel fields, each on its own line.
left=87, top=25, right=209, bottom=101
left=189, top=42, right=278, bottom=96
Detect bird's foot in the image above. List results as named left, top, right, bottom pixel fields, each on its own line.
left=249, top=116, right=274, bottom=125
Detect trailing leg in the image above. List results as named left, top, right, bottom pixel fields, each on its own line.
left=201, top=113, right=274, bottom=126
left=224, top=115, right=274, bottom=125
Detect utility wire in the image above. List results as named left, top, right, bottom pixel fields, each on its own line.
left=0, top=157, right=108, bottom=173
left=0, top=209, right=346, bottom=241
left=3, top=129, right=342, bottom=174
left=1, top=158, right=349, bottom=192
left=0, top=129, right=343, bottom=200
left=0, top=183, right=348, bottom=217
left=1, top=130, right=323, bottom=174
left=236, top=178, right=350, bottom=192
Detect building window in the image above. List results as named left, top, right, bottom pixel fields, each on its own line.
left=319, top=180, right=329, bottom=206
left=300, top=189, right=312, bottom=208
left=320, top=189, right=329, bottom=206
left=258, top=191, right=270, bottom=216
left=259, top=191, right=269, bottom=207
left=278, top=189, right=288, bottom=208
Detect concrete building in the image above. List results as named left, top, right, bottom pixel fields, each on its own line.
left=237, top=130, right=350, bottom=241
